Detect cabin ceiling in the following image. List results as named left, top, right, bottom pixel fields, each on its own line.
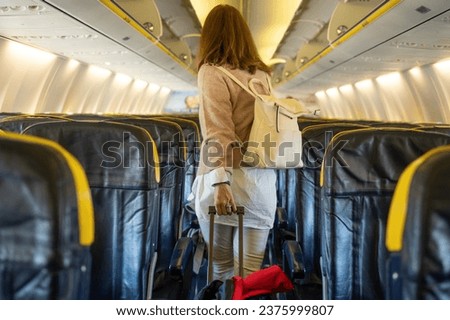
left=0, top=0, right=449, bottom=99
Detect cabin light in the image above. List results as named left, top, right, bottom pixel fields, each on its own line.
left=376, top=72, right=401, bottom=86
left=339, top=84, right=353, bottom=94
left=190, top=0, right=303, bottom=64
left=143, top=22, right=154, bottom=32
left=104, top=61, right=111, bottom=66
left=67, top=59, right=80, bottom=71
left=284, top=71, right=291, bottom=77
left=160, top=87, right=171, bottom=96
left=434, top=58, right=450, bottom=72
left=134, top=80, right=149, bottom=90
left=7, top=40, right=55, bottom=65
left=355, top=79, right=373, bottom=90
left=115, top=73, right=132, bottom=85
left=325, top=87, right=339, bottom=98
left=315, top=91, right=326, bottom=100
left=89, top=65, right=112, bottom=79
left=299, top=57, right=308, bottom=65
left=409, top=66, right=422, bottom=77
left=336, top=25, right=348, bottom=36
left=179, top=54, right=188, bottom=61
left=149, top=83, right=161, bottom=93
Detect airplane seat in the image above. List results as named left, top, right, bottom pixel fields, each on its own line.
left=0, top=113, right=24, bottom=120
left=114, top=117, right=194, bottom=299
left=282, top=123, right=369, bottom=299
left=22, top=121, right=160, bottom=300
left=416, top=125, right=450, bottom=137
left=297, top=118, right=333, bottom=131
left=0, top=132, right=94, bottom=299
left=0, top=115, right=68, bottom=133
left=151, top=116, right=203, bottom=298
left=386, top=145, right=450, bottom=299
left=297, top=118, right=378, bottom=131
left=262, top=168, right=291, bottom=270
left=157, top=117, right=200, bottom=208
left=368, top=122, right=418, bottom=128
left=321, top=128, right=450, bottom=299
left=62, top=114, right=118, bottom=121
left=261, top=117, right=331, bottom=271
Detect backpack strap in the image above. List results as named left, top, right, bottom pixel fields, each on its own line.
left=215, top=66, right=271, bottom=99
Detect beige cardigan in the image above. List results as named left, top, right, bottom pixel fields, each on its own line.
left=197, top=64, right=271, bottom=181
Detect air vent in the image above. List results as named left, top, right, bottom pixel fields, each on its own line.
left=0, top=4, right=47, bottom=15
left=10, top=34, right=99, bottom=40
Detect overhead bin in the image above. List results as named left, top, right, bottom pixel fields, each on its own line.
left=111, top=0, right=163, bottom=38
left=327, top=0, right=385, bottom=43
left=45, top=0, right=197, bottom=88
left=277, top=0, right=450, bottom=99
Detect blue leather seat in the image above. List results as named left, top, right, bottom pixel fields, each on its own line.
left=386, top=145, right=450, bottom=299
left=114, top=117, right=195, bottom=299
left=23, top=121, right=160, bottom=299
left=0, top=132, right=94, bottom=299
left=321, top=128, right=450, bottom=299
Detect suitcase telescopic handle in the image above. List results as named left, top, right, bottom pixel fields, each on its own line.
left=207, top=206, right=245, bottom=283
left=208, top=206, right=245, bottom=215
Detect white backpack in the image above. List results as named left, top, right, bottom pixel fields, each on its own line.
left=216, top=66, right=305, bottom=169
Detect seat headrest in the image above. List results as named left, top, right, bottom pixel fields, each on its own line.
left=23, top=121, right=160, bottom=188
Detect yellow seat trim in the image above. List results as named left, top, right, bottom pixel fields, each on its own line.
left=0, top=132, right=94, bottom=246
left=386, top=145, right=450, bottom=251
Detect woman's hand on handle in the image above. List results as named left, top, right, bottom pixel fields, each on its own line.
left=214, top=183, right=237, bottom=215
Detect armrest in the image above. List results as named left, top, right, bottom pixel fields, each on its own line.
left=282, top=240, right=306, bottom=280
left=386, top=252, right=402, bottom=299
left=180, top=207, right=200, bottom=237
left=168, top=237, right=194, bottom=280
left=276, top=207, right=296, bottom=241
left=276, top=207, right=288, bottom=230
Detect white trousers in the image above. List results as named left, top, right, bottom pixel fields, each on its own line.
left=199, top=219, right=270, bottom=281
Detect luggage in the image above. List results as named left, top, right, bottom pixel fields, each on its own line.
left=196, top=205, right=293, bottom=300
left=207, top=205, right=245, bottom=284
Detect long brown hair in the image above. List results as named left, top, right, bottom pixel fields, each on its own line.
left=197, top=4, right=271, bottom=74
